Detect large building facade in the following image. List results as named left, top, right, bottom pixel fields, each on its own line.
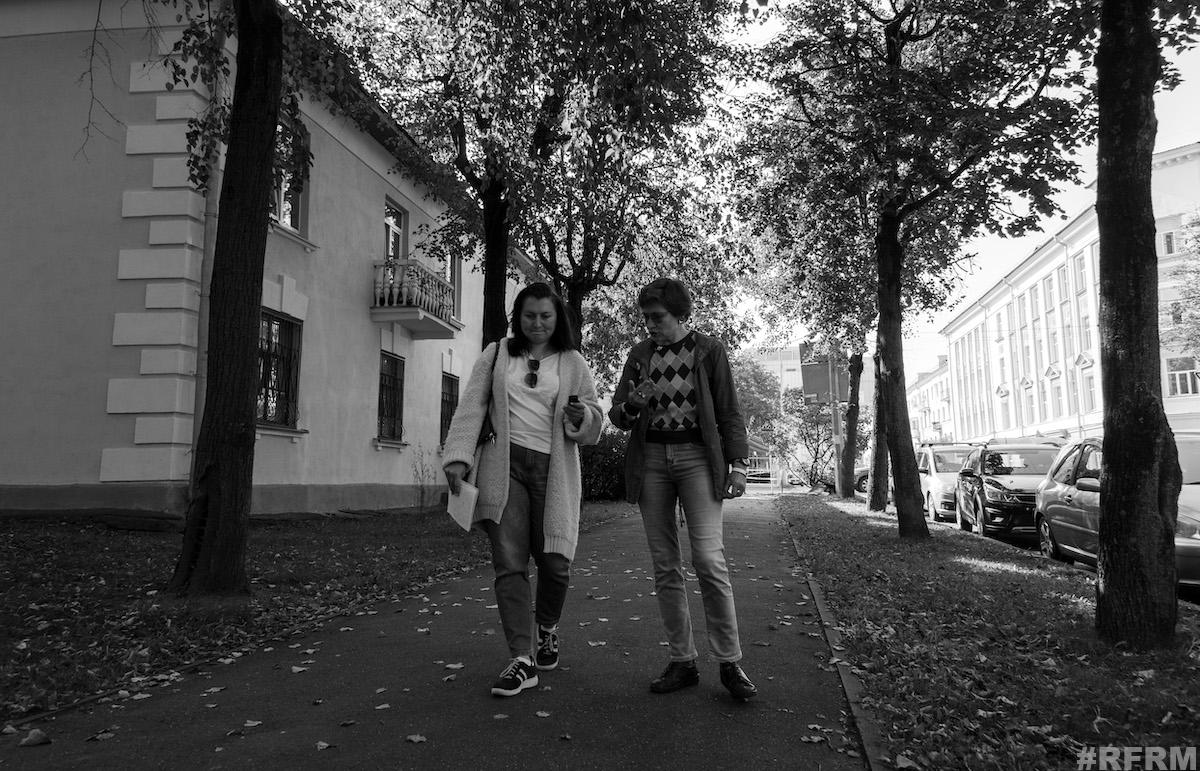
left=907, top=356, right=954, bottom=443
left=939, top=142, right=1200, bottom=481
left=0, top=1, right=526, bottom=517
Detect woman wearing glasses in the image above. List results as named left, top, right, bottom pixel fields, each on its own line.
left=442, top=282, right=603, bottom=698
left=608, top=277, right=757, bottom=701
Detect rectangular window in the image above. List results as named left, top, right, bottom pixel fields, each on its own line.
left=440, top=373, right=460, bottom=445
left=1051, top=381, right=1063, bottom=418
left=1043, top=277, right=1054, bottom=309
left=385, top=201, right=408, bottom=262
left=258, top=310, right=302, bottom=427
left=1167, top=357, right=1200, bottom=397
left=448, top=253, right=463, bottom=317
left=270, top=120, right=310, bottom=234
left=1067, top=368, right=1079, bottom=412
left=1018, top=296, right=1028, bottom=327
left=1033, top=319, right=1044, bottom=372
left=1046, top=309, right=1059, bottom=363
left=1161, top=231, right=1178, bottom=256
left=1074, top=253, right=1087, bottom=294
left=1030, top=287, right=1040, bottom=319
left=1038, top=382, right=1048, bottom=421
left=1064, top=321, right=1075, bottom=359
left=1020, top=327, right=1031, bottom=374
left=1024, top=387, right=1036, bottom=424
left=1081, top=312, right=1092, bottom=351
left=1057, top=266, right=1069, bottom=302
left=999, top=397, right=1011, bottom=430
left=378, top=353, right=405, bottom=440
left=1083, top=373, right=1097, bottom=412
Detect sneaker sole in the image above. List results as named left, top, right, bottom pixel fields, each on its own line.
left=535, top=659, right=558, bottom=671
left=649, top=677, right=699, bottom=694
left=490, top=674, right=539, bottom=697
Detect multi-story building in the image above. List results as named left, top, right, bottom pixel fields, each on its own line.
left=940, top=141, right=1200, bottom=481
left=0, top=1, right=532, bottom=518
left=907, top=356, right=954, bottom=442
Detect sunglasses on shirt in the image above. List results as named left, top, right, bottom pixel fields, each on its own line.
left=525, top=357, right=540, bottom=388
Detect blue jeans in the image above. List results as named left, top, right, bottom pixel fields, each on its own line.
left=482, top=444, right=571, bottom=659
left=638, top=442, right=742, bottom=663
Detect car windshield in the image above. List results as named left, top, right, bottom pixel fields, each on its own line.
left=982, top=448, right=1059, bottom=476
left=932, top=449, right=970, bottom=472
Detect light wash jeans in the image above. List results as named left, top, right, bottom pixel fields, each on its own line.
left=482, top=444, right=571, bottom=659
left=638, top=442, right=742, bottom=663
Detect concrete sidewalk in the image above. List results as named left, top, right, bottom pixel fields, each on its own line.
left=2, top=493, right=866, bottom=770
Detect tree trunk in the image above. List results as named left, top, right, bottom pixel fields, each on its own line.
left=837, top=352, right=863, bottom=498
left=868, top=353, right=889, bottom=511
left=168, top=0, right=283, bottom=596
left=480, top=175, right=511, bottom=347
left=565, top=282, right=586, bottom=350
left=1093, top=0, right=1180, bottom=648
left=875, top=206, right=927, bottom=538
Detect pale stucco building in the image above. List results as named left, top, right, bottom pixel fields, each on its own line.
left=906, top=356, right=954, bottom=443
left=0, top=1, right=528, bottom=517
left=940, top=141, right=1200, bottom=481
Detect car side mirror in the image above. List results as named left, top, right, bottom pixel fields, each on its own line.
left=959, top=468, right=976, bottom=477
left=1076, top=477, right=1100, bottom=493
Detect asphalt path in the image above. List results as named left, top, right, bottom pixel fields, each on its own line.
left=3, top=493, right=866, bottom=771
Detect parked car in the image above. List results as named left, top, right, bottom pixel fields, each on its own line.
left=915, top=443, right=973, bottom=522
left=1035, top=437, right=1200, bottom=587
left=956, top=442, right=1062, bottom=537
left=853, top=466, right=869, bottom=493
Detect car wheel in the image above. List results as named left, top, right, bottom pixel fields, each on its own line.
left=855, top=474, right=868, bottom=494
left=1038, top=516, right=1072, bottom=563
left=956, top=493, right=972, bottom=532
left=975, top=494, right=989, bottom=537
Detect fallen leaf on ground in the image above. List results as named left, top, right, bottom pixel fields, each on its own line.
left=445, top=662, right=464, bottom=670
left=243, top=720, right=262, bottom=728
left=19, top=725, right=50, bottom=744
left=375, top=703, right=391, bottom=710
left=405, top=734, right=426, bottom=743
left=291, top=666, right=309, bottom=674
left=493, top=714, right=508, bottom=720
left=536, top=711, right=550, bottom=718
left=315, top=741, right=333, bottom=750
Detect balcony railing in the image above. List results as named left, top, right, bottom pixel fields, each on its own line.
left=370, top=259, right=462, bottom=339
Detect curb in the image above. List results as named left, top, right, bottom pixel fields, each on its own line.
left=783, top=523, right=890, bottom=771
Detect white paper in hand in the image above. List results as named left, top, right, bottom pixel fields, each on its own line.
left=447, top=481, right=478, bottom=531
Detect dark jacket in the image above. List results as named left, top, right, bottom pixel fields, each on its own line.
left=607, top=331, right=749, bottom=503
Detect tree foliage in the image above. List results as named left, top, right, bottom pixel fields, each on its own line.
left=756, top=0, right=1097, bottom=537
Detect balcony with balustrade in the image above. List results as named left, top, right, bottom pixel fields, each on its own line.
left=370, top=259, right=463, bottom=339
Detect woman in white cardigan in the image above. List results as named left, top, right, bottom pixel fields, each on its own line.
left=442, top=283, right=603, bottom=697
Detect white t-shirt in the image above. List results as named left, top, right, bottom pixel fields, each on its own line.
left=506, top=351, right=560, bottom=454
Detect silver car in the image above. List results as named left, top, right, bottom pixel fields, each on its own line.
left=916, top=443, right=972, bottom=522
left=1035, top=437, right=1200, bottom=587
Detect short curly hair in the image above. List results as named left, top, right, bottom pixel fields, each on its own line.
left=637, top=278, right=692, bottom=320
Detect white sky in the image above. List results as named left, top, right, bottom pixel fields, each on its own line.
left=902, top=45, right=1200, bottom=383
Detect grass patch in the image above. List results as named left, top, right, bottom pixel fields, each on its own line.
left=0, top=502, right=632, bottom=721
left=780, top=494, right=1200, bottom=771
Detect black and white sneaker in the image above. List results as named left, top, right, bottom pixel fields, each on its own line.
left=535, top=625, right=560, bottom=671
left=491, top=657, right=539, bottom=697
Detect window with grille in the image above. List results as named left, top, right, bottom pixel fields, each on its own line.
left=258, top=310, right=302, bottom=427
left=440, top=373, right=460, bottom=445
left=1167, top=357, right=1200, bottom=397
left=379, top=353, right=405, bottom=440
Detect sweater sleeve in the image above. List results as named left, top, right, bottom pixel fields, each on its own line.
left=563, top=352, right=603, bottom=446
left=441, top=342, right=499, bottom=471
left=708, top=340, right=749, bottom=461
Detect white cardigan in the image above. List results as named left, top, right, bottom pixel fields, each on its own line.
left=441, top=341, right=603, bottom=560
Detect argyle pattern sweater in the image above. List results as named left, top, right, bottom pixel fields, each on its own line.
left=647, top=332, right=699, bottom=434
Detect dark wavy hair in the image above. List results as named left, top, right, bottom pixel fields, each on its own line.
left=637, top=277, right=692, bottom=321
left=507, top=282, right=577, bottom=355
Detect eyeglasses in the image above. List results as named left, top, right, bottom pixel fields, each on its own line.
left=524, top=357, right=540, bottom=388
left=642, top=311, right=669, bottom=324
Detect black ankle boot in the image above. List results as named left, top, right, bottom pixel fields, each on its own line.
left=719, top=661, right=757, bottom=701
left=649, top=660, right=700, bottom=693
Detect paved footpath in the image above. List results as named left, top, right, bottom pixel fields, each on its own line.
left=2, top=492, right=866, bottom=770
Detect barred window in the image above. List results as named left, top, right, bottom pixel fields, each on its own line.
left=258, top=310, right=302, bottom=427
left=379, top=353, right=405, bottom=440
left=440, top=374, right=459, bottom=445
